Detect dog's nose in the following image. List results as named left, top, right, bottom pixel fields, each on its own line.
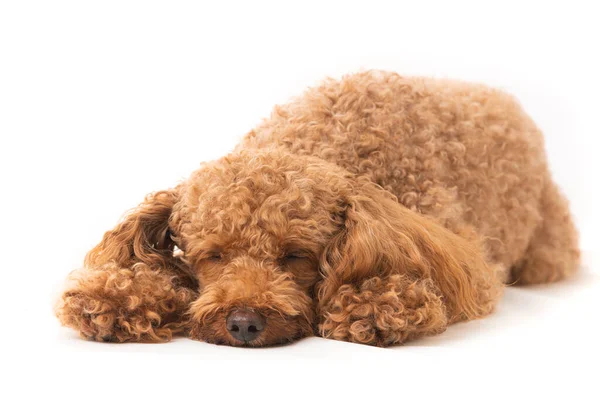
left=226, top=309, right=265, bottom=343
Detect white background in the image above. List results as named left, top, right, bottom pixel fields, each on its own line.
left=1, top=1, right=599, bottom=399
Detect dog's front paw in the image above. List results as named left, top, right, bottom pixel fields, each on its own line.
left=56, top=291, right=123, bottom=341
left=56, top=263, right=196, bottom=342
left=56, top=290, right=173, bottom=342
left=319, top=275, right=448, bottom=346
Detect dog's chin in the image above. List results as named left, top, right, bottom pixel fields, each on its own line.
left=187, top=308, right=314, bottom=347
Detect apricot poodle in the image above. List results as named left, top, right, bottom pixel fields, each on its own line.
left=55, top=70, right=580, bottom=347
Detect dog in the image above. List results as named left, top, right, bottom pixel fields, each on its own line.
left=55, top=70, right=580, bottom=347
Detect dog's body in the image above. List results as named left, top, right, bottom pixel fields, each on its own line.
left=56, top=71, right=579, bottom=346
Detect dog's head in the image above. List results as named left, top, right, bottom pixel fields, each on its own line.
left=173, top=149, right=349, bottom=345
left=86, top=148, right=498, bottom=346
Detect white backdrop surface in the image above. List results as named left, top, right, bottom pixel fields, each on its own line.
left=1, top=1, right=598, bottom=399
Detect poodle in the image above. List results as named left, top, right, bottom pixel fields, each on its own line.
left=55, top=70, right=580, bottom=347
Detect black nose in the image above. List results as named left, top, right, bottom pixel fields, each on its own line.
left=226, top=309, right=265, bottom=343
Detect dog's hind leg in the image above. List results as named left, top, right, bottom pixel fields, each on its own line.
left=510, top=180, right=580, bottom=285
left=55, top=263, right=196, bottom=342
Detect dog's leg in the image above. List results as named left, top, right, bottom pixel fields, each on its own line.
left=511, top=181, right=580, bottom=285
left=318, top=275, right=449, bottom=346
left=55, top=263, right=196, bottom=342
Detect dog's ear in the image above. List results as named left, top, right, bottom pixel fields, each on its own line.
left=318, top=181, right=501, bottom=322
left=85, top=189, right=180, bottom=269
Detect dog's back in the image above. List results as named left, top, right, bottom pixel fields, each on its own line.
left=242, top=70, right=579, bottom=283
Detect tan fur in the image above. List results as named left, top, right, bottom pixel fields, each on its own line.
left=55, top=70, right=580, bottom=347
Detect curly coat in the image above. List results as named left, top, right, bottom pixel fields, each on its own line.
left=56, top=71, right=579, bottom=346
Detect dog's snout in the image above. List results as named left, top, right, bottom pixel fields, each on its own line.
left=226, top=309, right=265, bottom=343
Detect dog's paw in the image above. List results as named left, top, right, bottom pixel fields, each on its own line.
left=56, top=291, right=121, bottom=341
left=55, top=263, right=197, bottom=342
left=56, top=291, right=173, bottom=342
left=318, top=275, right=448, bottom=346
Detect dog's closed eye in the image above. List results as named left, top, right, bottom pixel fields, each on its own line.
left=205, top=253, right=223, bottom=262
left=278, top=252, right=319, bottom=289
left=278, top=253, right=315, bottom=271
left=280, top=253, right=306, bottom=264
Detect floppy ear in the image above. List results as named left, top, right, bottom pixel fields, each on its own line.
left=85, top=189, right=181, bottom=270
left=318, top=182, right=502, bottom=323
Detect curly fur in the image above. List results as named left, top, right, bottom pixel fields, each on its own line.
left=320, top=275, right=448, bottom=346
left=55, top=70, right=580, bottom=347
left=56, top=263, right=196, bottom=342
